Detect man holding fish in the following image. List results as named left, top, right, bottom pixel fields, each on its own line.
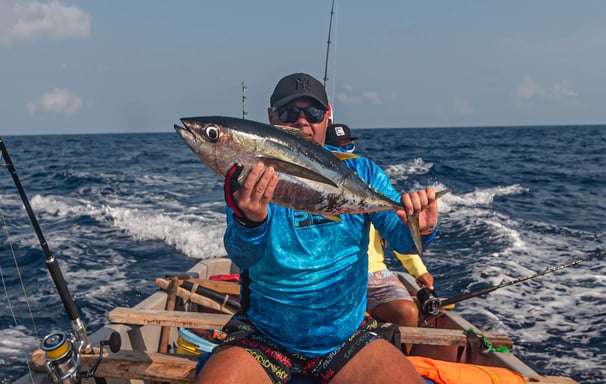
left=179, top=73, right=438, bottom=384
left=324, top=123, right=435, bottom=329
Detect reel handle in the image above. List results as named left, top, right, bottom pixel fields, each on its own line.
left=103, top=331, right=122, bottom=353
left=81, top=331, right=122, bottom=378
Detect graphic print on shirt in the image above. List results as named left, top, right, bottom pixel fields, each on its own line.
left=293, top=212, right=336, bottom=228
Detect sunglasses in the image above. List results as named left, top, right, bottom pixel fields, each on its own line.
left=341, top=142, right=356, bottom=152
left=274, top=105, right=327, bottom=124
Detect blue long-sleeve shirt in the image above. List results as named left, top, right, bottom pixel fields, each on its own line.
left=224, top=152, right=436, bottom=357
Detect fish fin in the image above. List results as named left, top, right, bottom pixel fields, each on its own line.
left=330, top=151, right=359, bottom=161
left=406, top=212, right=423, bottom=258
left=258, top=157, right=339, bottom=188
left=435, top=188, right=452, bottom=199
left=321, top=214, right=342, bottom=222
left=405, top=189, right=452, bottom=258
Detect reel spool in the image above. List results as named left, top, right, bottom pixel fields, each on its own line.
left=40, top=330, right=122, bottom=383
left=416, top=287, right=441, bottom=318
left=41, top=331, right=81, bottom=384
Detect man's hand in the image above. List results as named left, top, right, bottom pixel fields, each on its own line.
left=228, top=162, right=278, bottom=223
left=416, top=272, right=434, bottom=291
left=396, top=187, right=438, bottom=232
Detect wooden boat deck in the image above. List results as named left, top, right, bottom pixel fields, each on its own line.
left=16, top=258, right=578, bottom=384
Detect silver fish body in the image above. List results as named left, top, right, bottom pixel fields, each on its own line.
left=174, top=116, right=447, bottom=256
left=175, top=116, right=401, bottom=214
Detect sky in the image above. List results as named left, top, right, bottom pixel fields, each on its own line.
left=1, top=0, right=606, bottom=136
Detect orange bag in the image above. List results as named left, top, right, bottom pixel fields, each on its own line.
left=408, top=356, right=525, bottom=384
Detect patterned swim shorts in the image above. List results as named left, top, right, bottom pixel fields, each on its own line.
left=211, top=312, right=381, bottom=384
left=366, top=269, right=413, bottom=314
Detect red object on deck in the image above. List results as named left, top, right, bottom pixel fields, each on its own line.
left=209, top=274, right=240, bottom=282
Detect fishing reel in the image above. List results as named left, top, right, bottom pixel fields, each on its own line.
left=416, top=287, right=441, bottom=318
left=41, top=330, right=121, bottom=384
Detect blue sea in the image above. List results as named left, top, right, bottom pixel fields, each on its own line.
left=1, top=125, right=604, bottom=383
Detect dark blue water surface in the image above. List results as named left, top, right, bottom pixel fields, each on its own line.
left=1, top=125, right=604, bottom=383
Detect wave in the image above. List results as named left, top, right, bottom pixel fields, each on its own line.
left=383, top=157, right=433, bottom=182
left=29, top=194, right=227, bottom=260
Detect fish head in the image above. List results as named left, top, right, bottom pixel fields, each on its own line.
left=174, top=116, right=257, bottom=180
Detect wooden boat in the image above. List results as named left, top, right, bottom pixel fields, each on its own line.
left=15, top=257, right=578, bottom=384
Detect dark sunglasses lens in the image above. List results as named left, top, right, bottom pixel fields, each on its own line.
left=277, top=106, right=302, bottom=123
left=277, top=106, right=325, bottom=123
left=278, top=107, right=295, bottom=123
left=343, top=143, right=355, bottom=151
left=303, top=107, right=326, bottom=123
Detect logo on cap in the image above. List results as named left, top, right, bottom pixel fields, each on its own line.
left=295, top=77, right=312, bottom=91
left=334, top=126, right=346, bottom=136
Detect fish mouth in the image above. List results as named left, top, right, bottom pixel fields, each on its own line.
left=175, top=117, right=203, bottom=133
left=174, top=123, right=193, bottom=139
left=179, top=117, right=197, bottom=130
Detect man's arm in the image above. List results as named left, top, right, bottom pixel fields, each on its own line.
left=357, top=158, right=438, bottom=254
left=223, top=161, right=278, bottom=268
left=224, top=208, right=269, bottom=268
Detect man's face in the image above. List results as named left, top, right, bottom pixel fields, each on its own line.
left=268, top=98, right=328, bottom=145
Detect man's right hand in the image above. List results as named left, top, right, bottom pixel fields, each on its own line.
left=230, top=162, right=278, bottom=223
left=416, top=272, right=434, bottom=291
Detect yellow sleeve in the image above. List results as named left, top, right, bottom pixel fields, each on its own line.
left=394, top=252, right=428, bottom=278
left=367, top=224, right=388, bottom=273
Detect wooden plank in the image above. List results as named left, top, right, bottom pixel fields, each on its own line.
left=109, top=308, right=514, bottom=349
left=192, top=279, right=241, bottom=296
left=524, top=376, right=579, bottom=384
left=29, top=348, right=577, bottom=383
left=155, top=278, right=235, bottom=314
left=108, top=307, right=231, bottom=329
left=399, top=326, right=513, bottom=348
left=159, top=276, right=179, bottom=353
left=30, top=348, right=198, bottom=383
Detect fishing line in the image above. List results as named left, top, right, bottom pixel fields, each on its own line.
left=0, top=206, right=41, bottom=338
left=417, top=249, right=604, bottom=320
left=1, top=147, right=40, bottom=384
left=440, top=249, right=605, bottom=307
left=0, top=137, right=121, bottom=382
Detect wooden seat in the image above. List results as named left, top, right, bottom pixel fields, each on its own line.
left=191, top=279, right=241, bottom=295
left=399, top=326, right=513, bottom=349
left=108, top=307, right=231, bottom=329
left=109, top=308, right=513, bottom=349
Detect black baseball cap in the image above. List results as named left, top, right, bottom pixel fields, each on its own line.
left=270, top=73, right=329, bottom=109
left=325, top=123, right=357, bottom=144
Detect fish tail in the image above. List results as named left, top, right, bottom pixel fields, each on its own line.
left=405, top=188, right=451, bottom=258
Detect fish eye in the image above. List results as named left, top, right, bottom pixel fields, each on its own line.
left=205, top=126, right=220, bottom=141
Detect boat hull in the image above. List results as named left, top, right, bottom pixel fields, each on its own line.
left=16, top=258, right=576, bottom=384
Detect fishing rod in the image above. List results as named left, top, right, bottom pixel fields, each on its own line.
left=322, top=0, right=335, bottom=88
left=417, top=249, right=605, bottom=319
left=1, top=137, right=120, bottom=383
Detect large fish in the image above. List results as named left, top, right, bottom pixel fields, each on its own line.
left=174, top=116, right=448, bottom=257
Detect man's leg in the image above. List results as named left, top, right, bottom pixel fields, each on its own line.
left=372, top=299, right=419, bottom=327
left=195, top=345, right=273, bottom=384
left=329, top=339, right=424, bottom=384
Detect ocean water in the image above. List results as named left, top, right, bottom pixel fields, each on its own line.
left=0, top=125, right=604, bottom=383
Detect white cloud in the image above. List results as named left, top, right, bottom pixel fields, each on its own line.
left=27, top=88, right=84, bottom=114
left=513, top=75, right=581, bottom=110
left=362, top=91, right=381, bottom=105
left=336, top=84, right=383, bottom=105
left=0, top=0, right=91, bottom=46
left=548, top=84, right=578, bottom=102
left=452, top=97, right=474, bottom=115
